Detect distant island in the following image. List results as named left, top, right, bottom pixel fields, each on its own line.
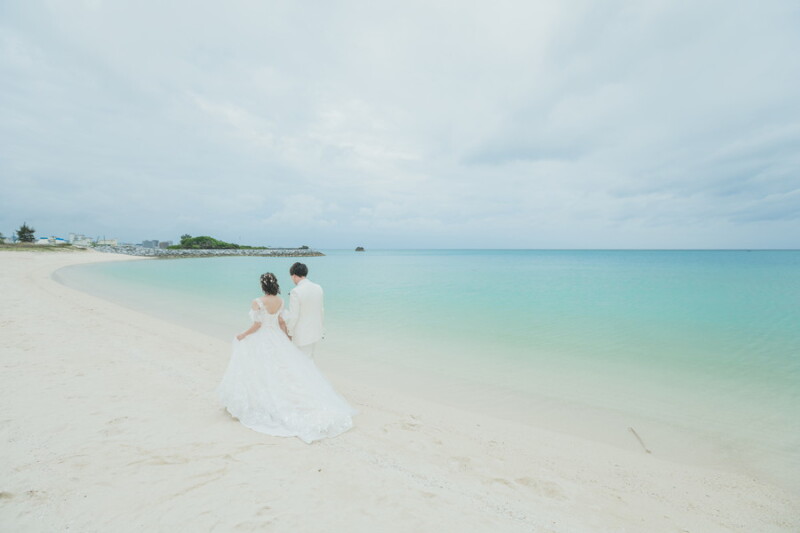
left=355, top=246, right=365, bottom=252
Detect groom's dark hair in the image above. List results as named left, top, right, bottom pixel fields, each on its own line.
left=290, top=262, right=308, bottom=277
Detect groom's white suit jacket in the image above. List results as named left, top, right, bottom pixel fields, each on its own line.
left=285, top=278, right=324, bottom=348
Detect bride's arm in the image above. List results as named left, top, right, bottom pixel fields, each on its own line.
left=236, top=301, right=263, bottom=341
left=236, top=321, right=261, bottom=341
left=278, top=316, right=290, bottom=338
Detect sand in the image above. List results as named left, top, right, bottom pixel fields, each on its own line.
left=1, top=250, right=798, bottom=532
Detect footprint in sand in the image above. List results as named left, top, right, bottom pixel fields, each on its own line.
left=448, top=456, right=471, bottom=472
left=515, top=477, right=566, bottom=500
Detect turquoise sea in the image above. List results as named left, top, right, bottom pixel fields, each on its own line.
left=55, top=250, right=800, bottom=491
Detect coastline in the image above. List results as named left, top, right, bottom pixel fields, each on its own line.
left=1, top=250, right=797, bottom=532
left=92, top=245, right=325, bottom=258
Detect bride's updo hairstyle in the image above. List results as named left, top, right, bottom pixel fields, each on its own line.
left=260, top=272, right=280, bottom=295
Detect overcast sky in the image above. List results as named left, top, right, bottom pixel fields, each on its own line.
left=2, top=1, right=798, bottom=248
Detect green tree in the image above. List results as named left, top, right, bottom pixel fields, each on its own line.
left=16, top=223, right=35, bottom=243
left=180, top=234, right=192, bottom=244
left=178, top=235, right=239, bottom=249
left=0, top=231, right=5, bottom=243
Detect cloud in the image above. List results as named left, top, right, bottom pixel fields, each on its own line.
left=262, top=195, right=333, bottom=227
left=1, top=1, right=799, bottom=248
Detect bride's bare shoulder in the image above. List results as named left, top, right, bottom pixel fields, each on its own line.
left=260, top=294, right=283, bottom=313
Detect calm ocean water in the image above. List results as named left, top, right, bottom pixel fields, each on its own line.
left=56, top=250, right=800, bottom=490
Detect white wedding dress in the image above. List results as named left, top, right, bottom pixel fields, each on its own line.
left=217, top=299, right=356, bottom=443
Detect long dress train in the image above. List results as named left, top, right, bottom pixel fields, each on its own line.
left=217, top=299, right=356, bottom=443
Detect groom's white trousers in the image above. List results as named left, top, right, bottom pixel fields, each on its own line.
left=297, top=343, right=317, bottom=359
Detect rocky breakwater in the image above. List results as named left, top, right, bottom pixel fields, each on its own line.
left=93, top=246, right=324, bottom=258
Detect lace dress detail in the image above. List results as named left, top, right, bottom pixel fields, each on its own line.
left=217, top=299, right=356, bottom=443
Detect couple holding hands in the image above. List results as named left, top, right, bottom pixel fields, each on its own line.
left=217, top=262, right=356, bottom=444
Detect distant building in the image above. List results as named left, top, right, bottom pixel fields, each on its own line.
left=69, top=233, right=94, bottom=246
left=35, top=236, right=69, bottom=245
left=140, top=240, right=159, bottom=248
left=158, top=241, right=173, bottom=249
left=97, top=239, right=118, bottom=246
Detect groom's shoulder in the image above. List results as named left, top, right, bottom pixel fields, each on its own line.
left=303, top=279, right=323, bottom=295
left=295, top=278, right=322, bottom=293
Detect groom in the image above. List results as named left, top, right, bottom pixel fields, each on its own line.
left=285, top=262, right=324, bottom=359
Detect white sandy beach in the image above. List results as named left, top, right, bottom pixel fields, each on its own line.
left=1, top=250, right=798, bottom=532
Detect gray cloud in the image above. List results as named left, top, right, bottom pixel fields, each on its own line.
left=1, top=1, right=798, bottom=248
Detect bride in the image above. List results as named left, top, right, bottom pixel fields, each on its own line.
left=217, top=272, right=356, bottom=443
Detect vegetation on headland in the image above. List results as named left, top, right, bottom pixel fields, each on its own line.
left=0, top=224, right=74, bottom=250
left=169, top=235, right=268, bottom=250
left=0, top=228, right=317, bottom=255
left=0, top=243, right=85, bottom=252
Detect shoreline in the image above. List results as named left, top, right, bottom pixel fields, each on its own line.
left=2, top=249, right=798, bottom=531
left=52, top=251, right=800, bottom=495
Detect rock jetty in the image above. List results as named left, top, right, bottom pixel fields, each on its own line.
left=93, top=245, right=324, bottom=258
